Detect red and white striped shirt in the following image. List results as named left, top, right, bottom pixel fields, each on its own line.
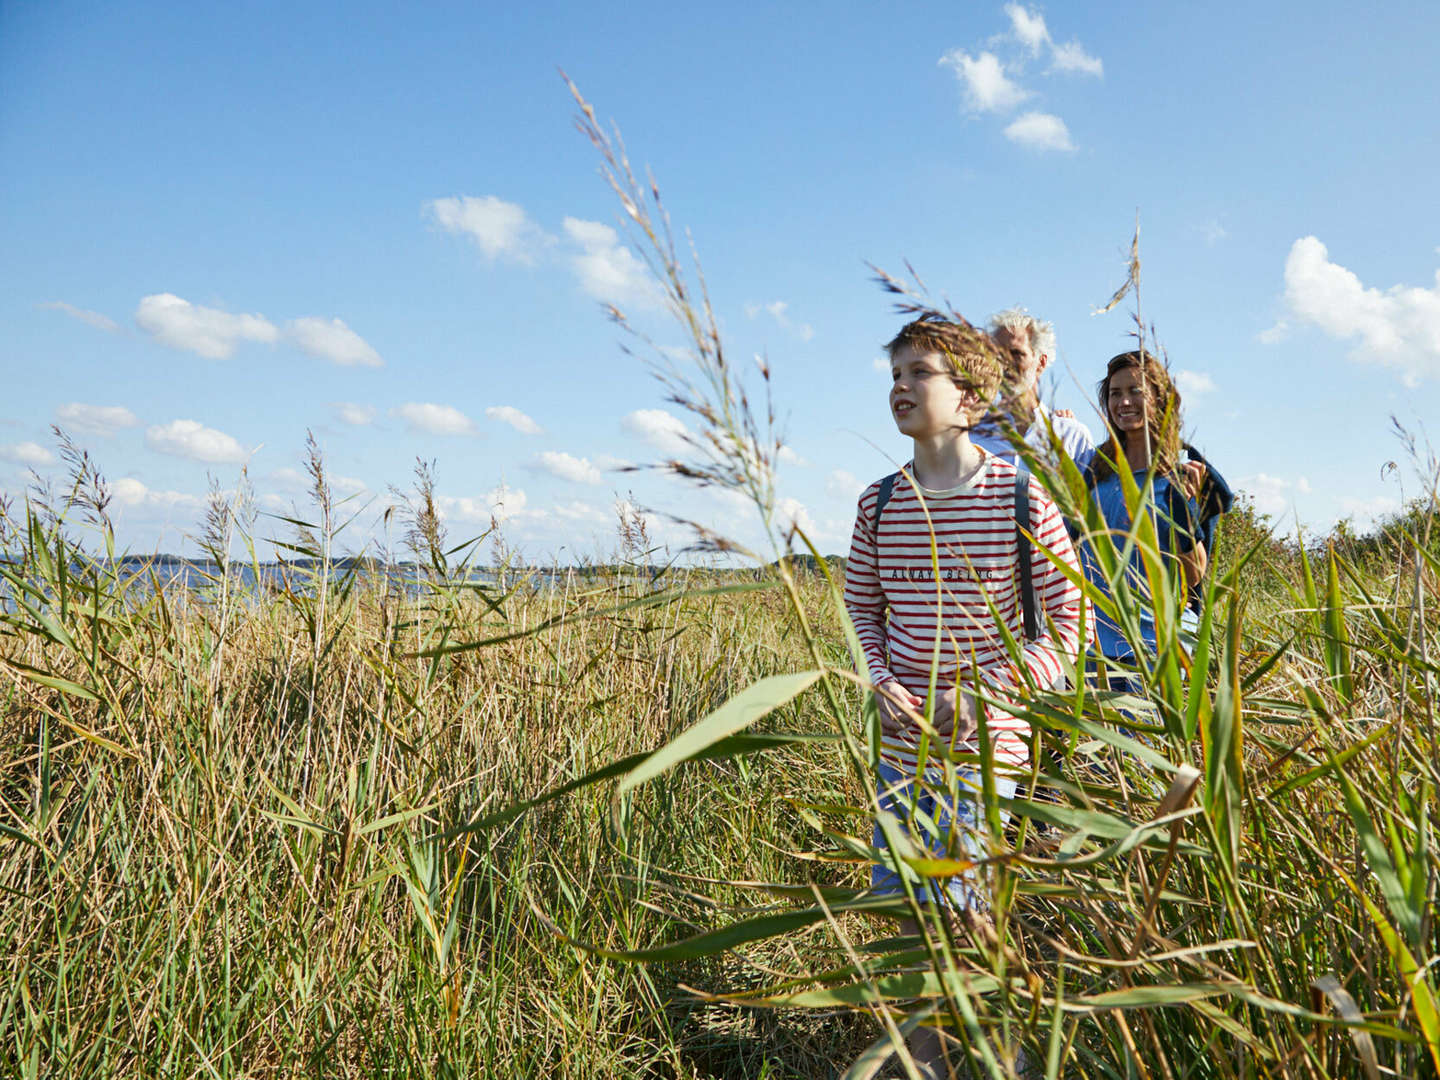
left=843, top=455, right=1084, bottom=767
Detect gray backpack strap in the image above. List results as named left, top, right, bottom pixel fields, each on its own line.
left=872, top=471, right=900, bottom=530
left=1014, top=467, right=1038, bottom=642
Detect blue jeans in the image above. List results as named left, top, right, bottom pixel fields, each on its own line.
left=870, top=760, right=1017, bottom=910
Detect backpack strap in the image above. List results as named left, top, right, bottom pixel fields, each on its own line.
left=1014, top=467, right=1038, bottom=642
left=871, top=470, right=900, bottom=530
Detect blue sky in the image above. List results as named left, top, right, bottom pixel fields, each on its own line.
left=4, top=0, right=1439, bottom=561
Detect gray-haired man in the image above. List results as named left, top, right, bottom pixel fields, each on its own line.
left=973, top=307, right=1095, bottom=470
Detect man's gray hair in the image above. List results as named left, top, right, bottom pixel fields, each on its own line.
left=989, top=307, right=1056, bottom=362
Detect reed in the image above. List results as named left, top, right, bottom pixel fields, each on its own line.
left=2, top=87, right=1437, bottom=1080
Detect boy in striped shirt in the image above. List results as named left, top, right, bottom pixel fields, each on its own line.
left=844, top=316, right=1084, bottom=915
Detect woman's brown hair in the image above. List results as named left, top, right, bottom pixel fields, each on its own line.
left=1089, top=350, right=1184, bottom=485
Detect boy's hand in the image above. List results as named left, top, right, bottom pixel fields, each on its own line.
left=929, top=687, right=978, bottom=745
left=876, top=682, right=924, bottom=736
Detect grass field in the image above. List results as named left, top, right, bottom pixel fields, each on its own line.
left=1, top=462, right=1438, bottom=1078
left=3, top=89, right=1438, bottom=1080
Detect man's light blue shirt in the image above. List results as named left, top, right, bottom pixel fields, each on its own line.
left=971, top=402, right=1096, bottom=470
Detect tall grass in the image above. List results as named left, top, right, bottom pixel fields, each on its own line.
left=3, top=87, right=1438, bottom=1079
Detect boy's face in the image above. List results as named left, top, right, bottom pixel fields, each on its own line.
left=889, top=345, right=980, bottom=439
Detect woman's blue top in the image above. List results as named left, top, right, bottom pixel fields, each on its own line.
left=1082, top=470, right=1200, bottom=662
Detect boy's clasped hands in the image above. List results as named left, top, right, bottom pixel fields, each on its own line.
left=876, top=680, right=979, bottom=746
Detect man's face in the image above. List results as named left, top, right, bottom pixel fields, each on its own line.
left=991, top=327, right=1049, bottom=419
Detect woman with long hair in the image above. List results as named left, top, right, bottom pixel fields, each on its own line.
left=1082, top=350, right=1228, bottom=675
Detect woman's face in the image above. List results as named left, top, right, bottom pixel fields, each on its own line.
left=1106, top=365, right=1147, bottom=436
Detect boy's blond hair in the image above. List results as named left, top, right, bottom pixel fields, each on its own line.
left=884, top=316, right=1006, bottom=420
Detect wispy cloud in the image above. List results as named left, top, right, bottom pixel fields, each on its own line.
left=393, top=403, right=478, bottom=436
left=54, top=403, right=140, bottom=437
left=1198, top=219, right=1228, bottom=246
left=112, top=477, right=205, bottom=513
left=535, top=451, right=602, bottom=485
left=776, top=496, right=815, bottom=535
left=1267, top=236, right=1440, bottom=385
left=1236, top=473, right=1298, bottom=519
left=1, top=441, right=55, bottom=466
left=1003, top=3, right=1049, bottom=54
left=438, top=484, right=528, bottom=524
left=330, top=402, right=376, bottom=426
left=145, top=419, right=250, bottom=464
left=943, top=7, right=1100, bottom=150
left=562, top=218, right=660, bottom=308
left=744, top=300, right=814, bottom=341
left=622, top=409, right=692, bottom=457
left=1335, top=493, right=1400, bottom=530
left=1003, top=112, right=1075, bottom=152
left=40, top=301, right=120, bottom=333
left=426, top=195, right=552, bottom=263
left=287, top=317, right=383, bottom=367
left=135, top=294, right=279, bottom=359
left=486, top=405, right=544, bottom=435
left=1050, top=40, right=1103, bottom=77
left=776, top=445, right=809, bottom=467
left=938, top=49, right=1030, bottom=113
left=1174, top=370, right=1217, bottom=398
left=826, top=468, right=863, bottom=502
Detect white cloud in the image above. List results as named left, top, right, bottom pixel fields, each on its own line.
left=1335, top=494, right=1400, bottom=531
left=426, top=195, right=552, bottom=263
left=266, top=466, right=308, bottom=493
left=331, top=402, right=376, bottom=426
left=54, top=403, right=139, bottom=437
left=552, top=499, right=607, bottom=523
left=135, top=293, right=279, bottom=359
left=1237, top=473, right=1313, bottom=520
left=439, top=484, right=528, bottom=524
left=939, top=49, right=1030, bottom=113
left=286, top=317, right=383, bottom=367
left=594, top=453, right=635, bottom=471
left=1051, top=40, right=1103, bottom=77
left=1257, top=319, right=1289, bottom=345
left=486, top=405, right=544, bottom=435
left=145, top=420, right=250, bottom=464
left=826, top=468, right=864, bottom=502
left=111, top=477, right=204, bottom=513
left=1003, top=112, right=1075, bottom=152
left=535, top=451, right=603, bottom=485
left=776, top=496, right=815, bottom=535
left=1270, top=236, right=1440, bottom=385
left=40, top=301, right=120, bottom=333
left=776, top=445, right=809, bottom=467
left=263, top=466, right=363, bottom=497
left=1, top=441, right=54, bottom=466
left=1174, top=370, right=1217, bottom=398
left=562, top=217, right=660, bottom=308
left=622, top=409, right=692, bottom=457
left=873, top=356, right=891, bottom=373
left=393, top=403, right=477, bottom=436
left=744, top=300, right=814, bottom=342
left=1004, top=3, right=1050, bottom=54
